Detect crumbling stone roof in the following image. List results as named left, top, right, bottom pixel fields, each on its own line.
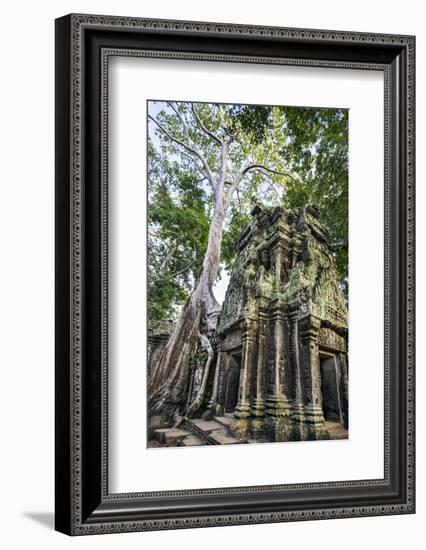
left=218, top=204, right=348, bottom=335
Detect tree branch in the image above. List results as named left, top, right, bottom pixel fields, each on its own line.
left=266, top=179, right=283, bottom=200
left=241, top=164, right=298, bottom=181
left=179, top=151, right=209, bottom=184
left=170, top=259, right=196, bottom=278
left=160, top=242, right=178, bottom=272
left=191, top=104, right=222, bottom=145
left=224, top=163, right=298, bottom=207
left=148, top=114, right=216, bottom=192
left=166, top=101, right=191, bottom=142
left=216, top=137, right=231, bottom=202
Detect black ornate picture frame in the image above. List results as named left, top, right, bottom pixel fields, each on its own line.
left=55, top=13, right=415, bottom=535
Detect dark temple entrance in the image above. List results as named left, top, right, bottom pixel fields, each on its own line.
left=320, top=354, right=344, bottom=423
left=224, top=353, right=241, bottom=413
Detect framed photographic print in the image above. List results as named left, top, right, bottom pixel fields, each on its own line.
left=55, top=14, right=415, bottom=535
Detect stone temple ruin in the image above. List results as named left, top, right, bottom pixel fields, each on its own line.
left=148, top=204, right=348, bottom=447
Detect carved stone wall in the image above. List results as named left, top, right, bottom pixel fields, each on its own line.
left=147, top=320, right=175, bottom=374
left=205, top=203, right=349, bottom=442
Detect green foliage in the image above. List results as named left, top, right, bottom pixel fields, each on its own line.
left=228, top=104, right=271, bottom=144
left=282, top=108, right=349, bottom=296
left=233, top=106, right=349, bottom=295
left=148, top=101, right=349, bottom=318
left=221, top=198, right=252, bottom=271
left=148, top=144, right=210, bottom=320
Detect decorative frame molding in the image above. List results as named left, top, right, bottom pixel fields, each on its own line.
left=55, top=13, right=415, bottom=535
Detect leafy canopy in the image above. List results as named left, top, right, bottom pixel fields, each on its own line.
left=148, top=101, right=348, bottom=319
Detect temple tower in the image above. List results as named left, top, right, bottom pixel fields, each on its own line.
left=205, top=203, right=348, bottom=442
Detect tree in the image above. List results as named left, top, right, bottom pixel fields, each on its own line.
left=147, top=101, right=348, bottom=422
left=147, top=102, right=296, bottom=420
left=147, top=141, right=210, bottom=320
left=235, top=105, right=349, bottom=292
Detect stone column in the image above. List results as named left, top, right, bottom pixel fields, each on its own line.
left=185, top=362, right=196, bottom=412
left=233, top=317, right=257, bottom=439
left=339, top=352, right=349, bottom=429
left=250, top=300, right=268, bottom=438
left=263, top=241, right=293, bottom=441
left=264, top=301, right=293, bottom=442
left=203, top=349, right=223, bottom=419
left=299, top=315, right=328, bottom=440
left=288, top=304, right=308, bottom=440
left=215, top=352, right=230, bottom=417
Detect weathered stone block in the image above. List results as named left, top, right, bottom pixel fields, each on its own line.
left=154, top=428, right=190, bottom=446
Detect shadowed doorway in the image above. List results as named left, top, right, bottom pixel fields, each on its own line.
left=224, top=353, right=242, bottom=413
left=320, top=354, right=344, bottom=423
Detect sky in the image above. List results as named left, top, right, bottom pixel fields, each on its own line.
left=212, top=268, right=230, bottom=306
left=148, top=99, right=232, bottom=308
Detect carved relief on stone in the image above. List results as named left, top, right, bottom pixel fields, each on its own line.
left=319, top=327, right=347, bottom=353
left=221, top=331, right=242, bottom=352
left=185, top=204, right=348, bottom=443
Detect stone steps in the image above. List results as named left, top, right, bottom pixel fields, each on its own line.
left=153, top=426, right=205, bottom=447
left=213, top=415, right=235, bottom=429
left=185, top=418, right=246, bottom=445
left=152, top=419, right=347, bottom=446
left=148, top=415, right=163, bottom=439
left=207, top=429, right=244, bottom=445
left=325, top=421, right=348, bottom=440
left=152, top=416, right=247, bottom=447
left=184, top=419, right=223, bottom=441
left=154, top=428, right=190, bottom=446
left=182, top=435, right=204, bottom=446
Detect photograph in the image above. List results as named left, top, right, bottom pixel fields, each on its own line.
left=52, top=10, right=415, bottom=537
left=147, top=100, right=349, bottom=447
left=0, top=0, right=419, bottom=545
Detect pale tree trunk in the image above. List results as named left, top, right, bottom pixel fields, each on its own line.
left=148, top=199, right=226, bottom=422
left=147, top=110, right=285, bottom=423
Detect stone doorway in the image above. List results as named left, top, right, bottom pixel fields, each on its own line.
left=320, top=354, right=344, bottom=423
left=224, top=353, right=242, bottom=413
